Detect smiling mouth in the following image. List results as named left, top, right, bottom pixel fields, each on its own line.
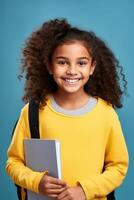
left=62, top=78, right=82, bottom=85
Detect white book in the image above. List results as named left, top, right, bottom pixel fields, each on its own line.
left=24, top=139, right=62, bottom=200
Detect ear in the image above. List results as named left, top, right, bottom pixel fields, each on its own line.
left=46, top=63, right=53, bottom=75
left=90, top=61, right=96, bottom=75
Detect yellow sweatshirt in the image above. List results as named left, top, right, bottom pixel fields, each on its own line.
left=6, top=97, right=129, bottom=200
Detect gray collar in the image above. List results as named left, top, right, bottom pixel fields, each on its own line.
left=50, top=96, right=97, bottom=116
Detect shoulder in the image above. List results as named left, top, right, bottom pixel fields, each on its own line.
left=98, top=97, right=119, bottom=120
left=18, top=103, right=29, bottom=124
left=20, top=103, right=29, bottom=116
left=97, top=98, right=122, bottom=133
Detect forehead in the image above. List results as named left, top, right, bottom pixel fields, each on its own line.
left=52, top=42, right=91, bottom=59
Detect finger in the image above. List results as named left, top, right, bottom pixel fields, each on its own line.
left=44, top=182, right=68, bottom=191
left=58, top=194, right=70, bottom=200
left=45, top=183, right=64, bottom=189
left=57, top=189, right=68, bottom=199
left=48, top=194, right=58, bottom=198
left=46, top=187, right=67, bottom=195
left=48, top=176, right=67, bottom=186
left=60, top=196, right=70, bottom=200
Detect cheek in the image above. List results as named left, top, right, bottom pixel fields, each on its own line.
left=86, top=66, right=95, bottom=76
left=53, top=66, right=65, bottom=76
left=53, top=71, right=64, bottom=82
left=82, top=68, right=92, bottom=77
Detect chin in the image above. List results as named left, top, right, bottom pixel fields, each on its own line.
left=62, top=88, right=82, bottom=94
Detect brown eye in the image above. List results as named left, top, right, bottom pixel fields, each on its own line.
left=58, top=60, right=67, bottom=65
left=78, top=61, right=87, bottom=66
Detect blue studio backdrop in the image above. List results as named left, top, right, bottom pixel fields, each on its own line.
left=1, top=0, right=134, bottom=199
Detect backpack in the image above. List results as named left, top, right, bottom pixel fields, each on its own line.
left=11, top=100, right=116, bottom=200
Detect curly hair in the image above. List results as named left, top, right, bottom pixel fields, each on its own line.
left=20, top=18, right=127, bottom=108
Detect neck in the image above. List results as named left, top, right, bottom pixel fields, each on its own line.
left=53, top=90, right=90, bottom=110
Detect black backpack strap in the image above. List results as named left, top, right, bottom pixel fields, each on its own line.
left=28, top=99, right=40, bottom=139
left=15, top=185, right=22, bottom=200
left=23, top=100, right=40, bottom=200
left=107, top=191, right=116, bottom=200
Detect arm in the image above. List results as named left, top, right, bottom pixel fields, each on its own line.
left=76, top=112, right=129, bottom=200
left=6, top=105, right=67, bottom=195
left=6, top=106, right=45, bottom=193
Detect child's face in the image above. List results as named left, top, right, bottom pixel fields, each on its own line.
left=48, top=41, right=96, bottom=96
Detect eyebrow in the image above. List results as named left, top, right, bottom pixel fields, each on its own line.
left=55, top=56, right=90, bottom=61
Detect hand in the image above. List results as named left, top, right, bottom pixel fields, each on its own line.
left=39, top=173, right=68, bottom=198
left=57, top=185, right=86, bottom=200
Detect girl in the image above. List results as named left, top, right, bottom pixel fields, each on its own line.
left=6, top=18, right=129, bottom=200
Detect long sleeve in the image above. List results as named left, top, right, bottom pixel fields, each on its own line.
left=77, top=111, right=129, bottom=200
left=5, top=105, right=45, bottom=193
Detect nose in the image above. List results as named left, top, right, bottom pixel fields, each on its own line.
left=66, top=64, right=77, bottom=75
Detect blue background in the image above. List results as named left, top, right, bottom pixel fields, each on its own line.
left=1, top=0, right=134, bottom=199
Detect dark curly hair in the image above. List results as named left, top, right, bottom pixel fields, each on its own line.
left=20, top=18, right=127, bottom=108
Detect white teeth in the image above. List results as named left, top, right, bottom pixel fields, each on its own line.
left=65, top=79, right=79, bottom=84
